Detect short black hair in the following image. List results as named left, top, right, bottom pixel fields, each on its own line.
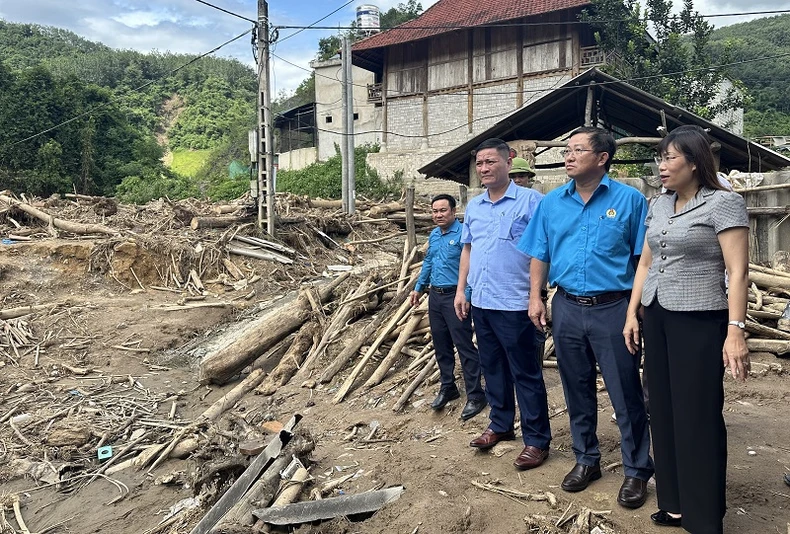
left=569, top=127, right=616, bottom=171
left=431, top=194, right=456, bottom=209
left=473, top=138, right=511, bottom=160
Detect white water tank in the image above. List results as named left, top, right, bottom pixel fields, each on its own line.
left=356, top=4, right=380, bottom=35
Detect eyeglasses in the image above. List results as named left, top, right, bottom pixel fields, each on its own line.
left=561, top=148, right=596, bottom=158
left=654, top=154, right=681, bottom=165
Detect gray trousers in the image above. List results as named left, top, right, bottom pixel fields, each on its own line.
left=428, top=291, right=484, bottom=400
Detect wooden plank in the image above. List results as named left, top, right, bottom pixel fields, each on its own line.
left=253, top=486, right=405, bottom=525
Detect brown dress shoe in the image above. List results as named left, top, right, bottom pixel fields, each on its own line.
left=513, top=445, right=549, bottom=470
left=469, top=428, right=515, bottom=449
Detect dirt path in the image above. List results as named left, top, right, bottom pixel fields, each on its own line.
left=1, top=240, right=789, bottom=534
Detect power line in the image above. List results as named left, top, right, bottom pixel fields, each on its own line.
left=272, top=49, right=790, bottom=101
left=4, top=29, right=253, bottom=149
left=277, top=0, right=357, bottom=44
left=272, top=9, right=790, bottom=31
left=193, top=0, right=257, bottom=24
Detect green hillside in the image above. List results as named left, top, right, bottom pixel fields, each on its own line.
left=708, top=14, right=790, bottom=137
left=0, top=20, right=256, bottom=199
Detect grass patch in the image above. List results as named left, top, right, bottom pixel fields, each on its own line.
left=170, top=149, right=211, bottom=177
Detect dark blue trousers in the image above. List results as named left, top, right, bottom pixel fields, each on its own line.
left=428, top=292, right=484, bottom=400
left=552, top=294, right=653, bottom=480
left=472, top=306, right=551, bottom=449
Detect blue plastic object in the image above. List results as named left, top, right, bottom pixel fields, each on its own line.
left=97, top=446, right=113, bottom=460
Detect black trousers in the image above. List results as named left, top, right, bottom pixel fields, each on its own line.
left=428, top=291, right=484, bottom=400
left=643, top=302, right=728, bottom=534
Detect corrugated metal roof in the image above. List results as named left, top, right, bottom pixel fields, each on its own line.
left=417, top=68, right=790, bottom=183
left=352, top=0, right=590, bottom=53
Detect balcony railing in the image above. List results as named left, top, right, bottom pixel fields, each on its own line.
left=367, top=83, right=383, bottom=104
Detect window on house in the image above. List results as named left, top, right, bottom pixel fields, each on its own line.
left=353, top=113, right=359, bottom=120
left=325, top=116, right=333, bottom=123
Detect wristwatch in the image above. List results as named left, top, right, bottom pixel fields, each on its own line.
left=727, top=320, right=745, bottom=329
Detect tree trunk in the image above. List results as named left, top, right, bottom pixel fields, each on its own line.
left=0, top=194, right=118, bottom=236
left=190, top=215, right=254, bottom=230
left=255, top=322, right=316, bottom=396
left=199, top=274, right=348, bottom=384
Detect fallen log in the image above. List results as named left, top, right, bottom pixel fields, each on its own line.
left=746, top=339, right=790, bottom=355
left=227, top=244, right=293, bottom=264
left=298, top=279, right=376, bottom=375
left=0, top=194, right=119, bottom=236
left=318, top=275, right=416, bottom=385
left=749, top=271, right=790, bottom=291
left=367, top=201, right=404, bottom=217
left=199, top=273, right=349, bottom=384
left=393, top=358, right=437, bottom=412
left=0, top=303, right=62, bottom=320
left=333, top=278, right=416, bottom=403
left=363, top=302, right=427, bottom=388
left=745, top=320, right=790, bottom=340
left=255, top=322, right=316, bottom=396
left=190, top=215, right=254, bottom=230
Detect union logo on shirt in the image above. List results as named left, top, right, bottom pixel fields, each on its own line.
left=605, top=208, right=617, bottom=218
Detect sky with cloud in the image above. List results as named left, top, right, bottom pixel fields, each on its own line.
left=1, top=0, right=788, bottom=94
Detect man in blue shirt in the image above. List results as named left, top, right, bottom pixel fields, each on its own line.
left=519, top=127, right=653, bottom=509
left=453, top=138, right=551, bottom=471
left=411, top=194, right=486, bottom=420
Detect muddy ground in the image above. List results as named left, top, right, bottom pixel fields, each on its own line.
left=1, top=237, right=789, bottom=534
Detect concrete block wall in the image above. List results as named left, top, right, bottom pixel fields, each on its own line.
left=426, top=93, right=470, bottom=148
left=387, top=98, right=425, bottom=151
left=472, top=82, right=518, bottom=132
left=522, top=73, right=572, bottom=107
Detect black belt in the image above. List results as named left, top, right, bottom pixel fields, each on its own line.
left=557, top=286, right=630, bottom=306
left=430, top=285, right=457, bottom=294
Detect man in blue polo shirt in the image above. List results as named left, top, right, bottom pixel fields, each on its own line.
left=454, top=138, right=551, bottom=471
left=411, top=194, right=486, bottom=420
left=519, top=127, right=653, bottom=508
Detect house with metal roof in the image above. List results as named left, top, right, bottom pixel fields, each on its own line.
left=418, top=68, right=790, bottom=185
left=350, top=0, right=602, bottom=186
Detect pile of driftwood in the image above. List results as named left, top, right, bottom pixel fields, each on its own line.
left=744, top=262, right=790, bottom=358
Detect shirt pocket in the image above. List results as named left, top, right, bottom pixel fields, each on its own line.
left=498, top=216, right=528, bottom=241
left=595, top=218, right=627, bottom=254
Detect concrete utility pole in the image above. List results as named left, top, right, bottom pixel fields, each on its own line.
left=342, top=36, right=356, bottom=214
left=257, top=0, right=276, bottom=235
left=340, top=36, right=350, bottom=213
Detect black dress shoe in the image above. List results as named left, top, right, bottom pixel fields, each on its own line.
left=431, top=388, right=460, bottom=410
left=561, top=463, right=602, bottom=492
left=460, top=398, right=487, bottom=420
left=617, top=477, right=648, bottom=509
left=784, top=473, right=790, bottom=487
left=650, top=510, right=682, bottom=527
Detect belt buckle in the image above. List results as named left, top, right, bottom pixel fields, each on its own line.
left=577, top=296, right=594, bottom=306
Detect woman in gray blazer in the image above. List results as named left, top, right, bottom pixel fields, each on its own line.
left=623, top=125, right=750, bottom=533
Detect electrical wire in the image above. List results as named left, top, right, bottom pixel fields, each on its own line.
left=193, top=0, right=257, bottom=24
left=272, top=9, right=790, bottom=31
left=272, top=50, right=790, bottom=101
left=3, top=29, right=253, bottom=149
left=277, top=0, right=357, bottom=44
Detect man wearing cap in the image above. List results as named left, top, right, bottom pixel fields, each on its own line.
left=410, top=194, right=487, bottom=420
left=510, top=157, right=537, bottom=188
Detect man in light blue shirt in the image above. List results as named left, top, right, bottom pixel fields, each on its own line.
left=519, top=127, right=653, bottom=509
left=411, top=194, right=486, bottom=421
left=454, top=138, right=551, bottom=471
